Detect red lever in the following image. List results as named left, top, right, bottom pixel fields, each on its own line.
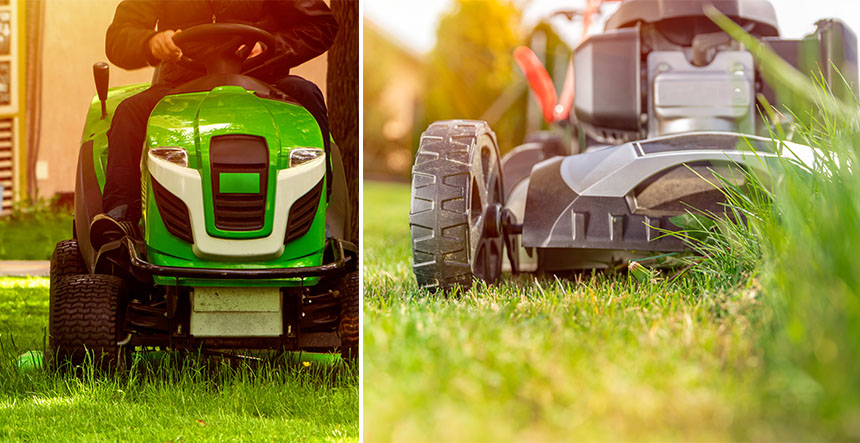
left=514, top=46, right=558, bottom=123
left=516, top=0, right=627, bottom=123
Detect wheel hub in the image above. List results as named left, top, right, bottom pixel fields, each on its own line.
left=483, top=203, right=503, bottom=238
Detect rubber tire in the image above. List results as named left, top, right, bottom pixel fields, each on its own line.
left=49, top=274, right=125, bottom=370
left=50, top=239, right=86, bottom=290
left=409, top=120, right=505, bottom=292
left=338, top=271, right=359, bottom=361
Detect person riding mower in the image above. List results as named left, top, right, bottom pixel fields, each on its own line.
left=91, top=0, right=338, bottom=247
left=49, top=0, right=358, bottom=368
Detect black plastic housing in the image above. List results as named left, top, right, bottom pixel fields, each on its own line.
left=762, top=19, right=858, bottom=106
left=573, top=27, right=641, bottom=140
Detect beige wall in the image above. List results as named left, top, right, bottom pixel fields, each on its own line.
left=35, top=0, right=328, bottom=197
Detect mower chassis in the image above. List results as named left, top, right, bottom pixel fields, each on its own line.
left=96, top=236, right=357, bottom=353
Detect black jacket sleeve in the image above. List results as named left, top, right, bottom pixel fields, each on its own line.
left=105, top=0, right=160, bottom=69
left=250, top=0, right=339, bottom=78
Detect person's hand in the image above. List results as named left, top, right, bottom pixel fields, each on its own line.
left=237, top=42, right=263, bottom=59
left=248, top=42, right=263, bottom=58
left=148, top=30, right=182, bottom=63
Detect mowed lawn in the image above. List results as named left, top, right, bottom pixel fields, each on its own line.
left=363, top=180, right=779, bottom=441
left=0, top=277, right=357, bottom=442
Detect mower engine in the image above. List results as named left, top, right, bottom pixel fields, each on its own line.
left=573, top=0, right=858, bottom=146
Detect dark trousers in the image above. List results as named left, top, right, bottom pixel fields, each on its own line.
left=101, top=75, right=331, bottom=218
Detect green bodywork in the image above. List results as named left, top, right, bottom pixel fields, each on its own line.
left=219, top=172, right=260, bottom=194
left=80, top=84, right=327, bottom=288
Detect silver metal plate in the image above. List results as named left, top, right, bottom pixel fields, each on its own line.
left=193, top=287, right=280, bottom=312
left=190, top=287, right=283, bottom=337
left=647, top=51, right=755, bottom=136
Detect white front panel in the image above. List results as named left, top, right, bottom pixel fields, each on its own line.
left=147, top=152, right=325, bottom=260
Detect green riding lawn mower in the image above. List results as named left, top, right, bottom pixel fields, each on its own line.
left=49, top=24, right=357, bottom=369
left=410, top=0, right=856, bottom=292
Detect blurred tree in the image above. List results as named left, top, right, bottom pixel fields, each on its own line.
left=363, top=21, right=426, bottom=181
left=425, top=0, right=525, bottom=153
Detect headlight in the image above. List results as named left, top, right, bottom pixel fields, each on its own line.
left=150, top=147, right=188, bottom=167
left=290, top=148, right=324, bottom=168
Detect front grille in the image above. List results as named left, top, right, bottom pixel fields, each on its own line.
left=152, top=179, right=194, bottom=243
left=285, top=179, right=323, bottom=244
left=210, top=135, right=268, bottom=232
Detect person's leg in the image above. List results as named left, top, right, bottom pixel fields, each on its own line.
left=274, top=75, right=329, bottom=145
left=101, top=84, right=173, bottom=221
left=273, top=75, right=332, bottom=195
left=92, top=84, right=172, bottom=248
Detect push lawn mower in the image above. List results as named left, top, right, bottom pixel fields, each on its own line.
left=49, top=23, right=357, bottom=368
left=410, top=0, right=856, bottom=291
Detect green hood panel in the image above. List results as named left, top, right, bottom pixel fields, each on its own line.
left=80, top=83, right=328, bottom=274
left=142, top=85, right=327, bottom=269
left=146, top=86, right=324, bottom=170
left=146, top=86, right=324, bottom=238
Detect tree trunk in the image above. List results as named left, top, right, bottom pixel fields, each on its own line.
left=327, top=0, right=359, bottom=243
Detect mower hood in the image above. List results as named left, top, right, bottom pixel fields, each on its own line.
left=143, top=85, right=327, bottom=264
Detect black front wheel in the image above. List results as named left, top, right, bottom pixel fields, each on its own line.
left=409, top=120, right=505, bottom=292
left=49, top=274, right=126, bottom=370
left=338, top=271, right=359, bottom=361
left=49, top=239, right=86, bottom=291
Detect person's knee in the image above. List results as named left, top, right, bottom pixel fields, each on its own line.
left=279, top=76, right=325, bottom=103
left=113, top=97, right=150, bottom=127
left=280, top=75, right=318, bottom=90
left=114, top=87, right=168, bottom=123
left=112, top=99, right=134, bottom=121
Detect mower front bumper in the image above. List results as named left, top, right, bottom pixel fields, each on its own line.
left=123, top=237, right=356, bottom=281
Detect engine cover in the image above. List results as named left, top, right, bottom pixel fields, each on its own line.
left=647, top=51, right=755, bottom=136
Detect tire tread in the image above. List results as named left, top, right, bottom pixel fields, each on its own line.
left=338, top=271, right=359, bottom=360
left=49, top=274, right=124, bottom=369
left=409, top=120, right=495, bottom=291
left=50, top=239, right=86, bottom=288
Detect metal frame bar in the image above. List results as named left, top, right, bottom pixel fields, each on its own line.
left=123, top=237, right=355, bottom=279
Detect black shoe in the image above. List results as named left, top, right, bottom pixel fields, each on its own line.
left=90, top=205, right=140, bottom=251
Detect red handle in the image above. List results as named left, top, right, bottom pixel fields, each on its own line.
left=513, top=46, right=557, bottom=123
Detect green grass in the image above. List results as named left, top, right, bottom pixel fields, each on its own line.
left=0, top=203, right=73, bottom=260
left=363, top=181, right=773, bottom=441
left=0, top=277, right=358, bottom=442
